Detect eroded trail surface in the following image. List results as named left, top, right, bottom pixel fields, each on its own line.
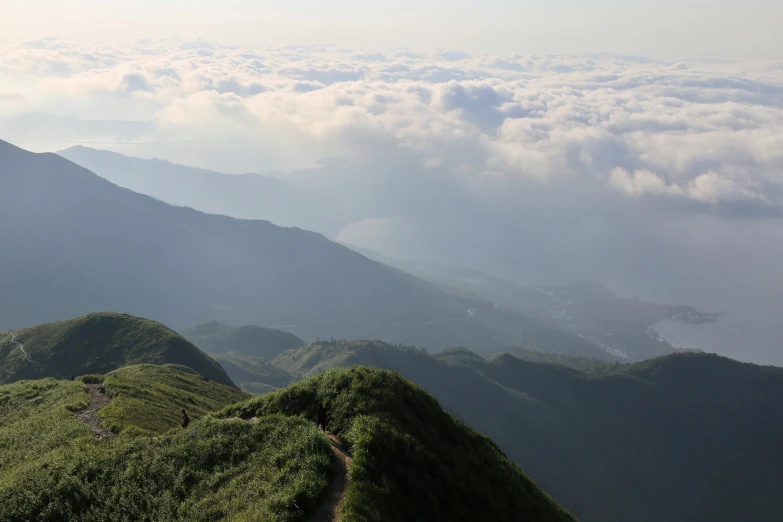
left=307, top=433, right=352, bottom=522
left=9, top=331, right=29, bottom=360
left=74, top=384, right=116, bottom=440
left=225, top=418, right=352, bottom=522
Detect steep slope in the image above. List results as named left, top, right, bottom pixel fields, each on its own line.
left=0, top=369, right=331, bottom=521
left=57, top=146, right=337, bottom=233
left=0, top=365, right=573, bottom=521
left=0, top=313, right=235, bottom=387
left=218, top=366, right=575, bottom=522
left=183, top=321, right=306, bottom=358
left=0, top=140, right=485, bottom=342
left=272, top=341, right=783, bottom=522
left=98, top=364, right=249, bottom=435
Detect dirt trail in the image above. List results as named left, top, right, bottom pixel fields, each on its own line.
left=9, top=331, right=29, bottom=360
left=225, top=418, right=352, bottom=522
left=307, top=433, right=352, bottom=522
left=74, top=384, right=116, bottom=440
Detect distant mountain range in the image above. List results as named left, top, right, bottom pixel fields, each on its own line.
left=264, top=340, right=783, bottom=522
left=0, top=140, right=477, bottom=336
left=2, top=140, right=612, bottom=357
left=345, top=247, right=718, bottom=361
left=57, top=145, right=343, bottom=234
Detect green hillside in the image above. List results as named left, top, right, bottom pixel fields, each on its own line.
left=184, top=321, right=306, bottom=358
left=98, top=364, right=248, bottom=435
left=0, top=371, right=330, bottom=521
left=270, top=341, right=783, bottom=522
left=217, top=366, right=574, bottom=522
left=0, top=364, right=573, bottom=521
left=0, top=313, right=235, bottom=387
left=0, top=365, right=246, bottom=477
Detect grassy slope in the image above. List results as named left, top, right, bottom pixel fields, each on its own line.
left=272, top=341, right=783, bottom=522
left=0, top=368, right=331, bottom=522
left=0, top=313, right=235, bottom=387
left=99, top=364, right=249, bottom=435
left=218, top=366, right=575, bottom=522
left=0, top=378, right=92, bottom=475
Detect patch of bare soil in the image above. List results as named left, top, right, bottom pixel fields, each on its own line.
left=74, top=383, right=116, bottom=440
left=307, top=432, right=352, bottom=522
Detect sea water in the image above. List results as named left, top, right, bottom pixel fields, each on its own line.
left=656, top=312, right=783, bottom=367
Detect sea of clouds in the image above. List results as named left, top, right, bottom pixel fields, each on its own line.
left=2, top=38, right=783, bottom=338
left=1, top=37, right=782, bottom=211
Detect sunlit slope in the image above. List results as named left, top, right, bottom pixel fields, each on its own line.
left=217, top=366, right=575, bottom=522
left=0, top=312, right=235, bottom=386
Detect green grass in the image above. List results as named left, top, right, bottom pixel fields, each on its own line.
left=99, top=364, right=249, bottom=436
left=0, top=367, right=333, bottom=521
left=218, top=366, right=575, bottom=522
left=0, top=313, right=235, bottom=386
left=0, top=378, right=92, bottom=475
left=0, top=416, right=333, bottom=522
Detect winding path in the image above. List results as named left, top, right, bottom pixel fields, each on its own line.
left=73, top=384, right=116, bottom=440
left=307, top=433, right=352, bottom=522
left=9, top=331, right=29, bottom=360
left=225, top=417, right=352, bottom=522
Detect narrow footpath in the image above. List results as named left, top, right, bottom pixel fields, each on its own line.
left=307, top=433, right=352, bottom=522
left=9, top=331, right=29, bottom=360
left=74, top=383, right=116, bottom=440
left=225, top=417, right=352, bottom=522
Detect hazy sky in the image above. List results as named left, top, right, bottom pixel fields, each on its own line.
left=2, top=0, right=782, bottom=59
left=1, top=2, right=783, bottom=363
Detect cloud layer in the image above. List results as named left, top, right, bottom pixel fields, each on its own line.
left=3, top=38, right=783, bottom=364
left=2, top=38, right=783, bottom=212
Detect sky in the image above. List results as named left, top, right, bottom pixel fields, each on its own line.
left=1, top=2, right=783, bottom=363
left=1, top=0, right=782, bottom=59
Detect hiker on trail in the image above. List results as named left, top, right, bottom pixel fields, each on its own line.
left=316, top=403, right=327, bottom=432
left=69, top=374, right=75, bottom=381
left=181, top=409, right=190, bottom=429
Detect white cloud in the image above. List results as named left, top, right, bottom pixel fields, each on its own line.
left=1, top=38, right=783, bottom=212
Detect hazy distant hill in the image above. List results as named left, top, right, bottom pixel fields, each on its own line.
left=57, top=145, right=342, bottom=234
left=0, top=140, right=489, bottom=341
left=183, top=321, right=305, bottom=358
left=272, top=341, right=783, bottom=522
left=0, top=313, right=235, bottom=387
left=346, top=246, right=715, bottom=361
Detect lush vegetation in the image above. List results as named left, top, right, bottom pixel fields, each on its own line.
left=0, top=313, right=235, bottom=386
left=184, top=321, right=305, bottom=358
left=0, top=368, right=332, bottom=521
left=0, top=361, right=576, bottom=521
left=218, top=366, right=575, bottom=522
left=0, top=378, right=92, bottom=475
left=0, top=413, right=333, bottom=521
left=98, top=364, right=248, bottom=436
left=269, top=340, right=783, bottom=522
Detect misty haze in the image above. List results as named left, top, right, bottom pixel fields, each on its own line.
left=1, top=2, right=782, bottom=521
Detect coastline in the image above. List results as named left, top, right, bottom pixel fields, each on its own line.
left=652, top=319, right=693, bottom=350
